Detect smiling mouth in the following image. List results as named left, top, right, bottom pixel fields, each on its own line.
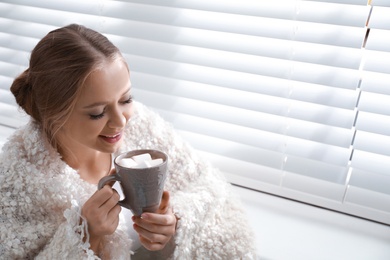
left=102, top=133, right=120, bottom=138
left=100, top=132, right=122, bottom=143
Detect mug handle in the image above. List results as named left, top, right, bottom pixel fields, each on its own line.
left=98, top=174, right=120, bottom=190
left=97, top=175, right=126, bottom=206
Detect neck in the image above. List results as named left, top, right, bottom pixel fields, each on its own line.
left=61, top=148, right=112, bottom=184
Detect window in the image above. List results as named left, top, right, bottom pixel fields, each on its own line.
left=0, top=0, right=389, bottom=224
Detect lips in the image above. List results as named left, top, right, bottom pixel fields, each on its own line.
left=99, top=132, right=122, bottom=143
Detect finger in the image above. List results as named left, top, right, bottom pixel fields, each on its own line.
left=106, top=204, right=121, bottom=233
left=107, top=203, right=122, bottom=224
left=139, top=208, right=176, bottom=226
left=139, top=236, right=165, bottom=251
left=93, top=207, right=121, bottom=236
left=133, top=218, right=176, bottom=237
left=134, top=224, right=170, bottom=246
left=132, top=210, right=176, bottom=237
left=91, top=185, right=117, bottom=207
left=157, top=191, right=170, bottom=214
left=99, top=187, right=120, bottom=212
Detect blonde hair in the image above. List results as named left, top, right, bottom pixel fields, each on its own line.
left=10, top=24, right=126, bottom=151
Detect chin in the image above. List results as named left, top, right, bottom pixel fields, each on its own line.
left=104, top=142, right=123, bottom=154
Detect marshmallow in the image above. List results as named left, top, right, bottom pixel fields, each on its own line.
left=145, top=158, right=163, bottom=168
left=118, top=158, right=138, bottom=168
left=118, top=153, right=163, bottom=168
left=131, top=153, right=152, bottom=164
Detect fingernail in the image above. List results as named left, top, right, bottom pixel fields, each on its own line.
left=141, top=213, right=148, bottom=219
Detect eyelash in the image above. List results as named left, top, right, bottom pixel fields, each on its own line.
left=122, top=96, right=133, bottom=104
left=89, top=96, right=133, bottom=120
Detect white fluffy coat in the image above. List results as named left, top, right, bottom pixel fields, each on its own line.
left=0, top=102, right=257, bottom=259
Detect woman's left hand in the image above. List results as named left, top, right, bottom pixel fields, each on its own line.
left=132, top=191, right=177, bottom=251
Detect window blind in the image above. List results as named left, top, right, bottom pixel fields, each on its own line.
left=0, top=0, right=389, bottom=224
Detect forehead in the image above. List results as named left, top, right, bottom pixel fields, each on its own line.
left=77, top=59, right=130, bottom=103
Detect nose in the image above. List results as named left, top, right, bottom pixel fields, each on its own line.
left=108, top=106, right=127, bottom=129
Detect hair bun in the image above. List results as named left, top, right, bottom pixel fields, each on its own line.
left=10, top=68, right=37, bottom=119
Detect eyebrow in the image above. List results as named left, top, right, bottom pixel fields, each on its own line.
left=82, top=87, right=131, bottom=109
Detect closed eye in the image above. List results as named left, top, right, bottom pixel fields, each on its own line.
left=89, top=111, right=105, bottom=120
left=121, top=95, right=133, bottom=104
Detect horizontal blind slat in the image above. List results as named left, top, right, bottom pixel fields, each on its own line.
left=359, top=91, right=390, bottom=116
left=304, top=0, right=367, bottom=5
left=355, top=111, right=390, bottom=136
left=176, top=129, right=285, bottom=170
left=351, top=150, right=390, bottom=175
left=368, top=6, right=390, bottom=30
left=349, top=169, right=390, bottom=195
left=282, top=171, right=346, bottom=199
left=363, top=50, right=390, bottom=74
left=354, top=131, right=390, bottom=156
left=283, top=155, right=349, bottom=184
left=361, top=71, right=390, bottom=95
left=365, top=29, right=390, bottom=52
left=345, top=186, right=390, bottom=212
left=0, top=32, right=39, bottom=52
left=0, top=75, right=13, bottom=91
left=0, top=46, right=30, bottom=66
left=0, top=89, right=16, bottom=106
left=371, top=0, right=390, bottom=7
left=0, top=17, right=55, bottom=38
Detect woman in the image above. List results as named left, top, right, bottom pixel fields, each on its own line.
left=0, top=24, right=256, bottom=259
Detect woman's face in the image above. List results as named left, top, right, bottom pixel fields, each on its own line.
left=58, top=59, right=133, bottom=155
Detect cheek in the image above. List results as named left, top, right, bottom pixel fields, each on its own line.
left=88, top=120, right=108, bottom=134
left=75, top=119, right=106, bottom=137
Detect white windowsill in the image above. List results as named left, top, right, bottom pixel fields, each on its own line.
left=233, top=185, right=390, bottom=260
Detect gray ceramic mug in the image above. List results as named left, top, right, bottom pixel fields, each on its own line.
left=98, top=149, right=168, bottom=216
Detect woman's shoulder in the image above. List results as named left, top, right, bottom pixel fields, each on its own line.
left=1, top=120, right=40, bottom=158
left=1, top=120, right=65, bottom=177
left=1, top=122, right=32, bottom=164
left=0, top=120, right=90, bottom=211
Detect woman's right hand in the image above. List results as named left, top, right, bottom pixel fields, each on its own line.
left=81, top=185, right=122, bottom=254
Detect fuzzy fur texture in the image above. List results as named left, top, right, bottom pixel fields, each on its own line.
left=0, top=102, right=257, bottom=259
